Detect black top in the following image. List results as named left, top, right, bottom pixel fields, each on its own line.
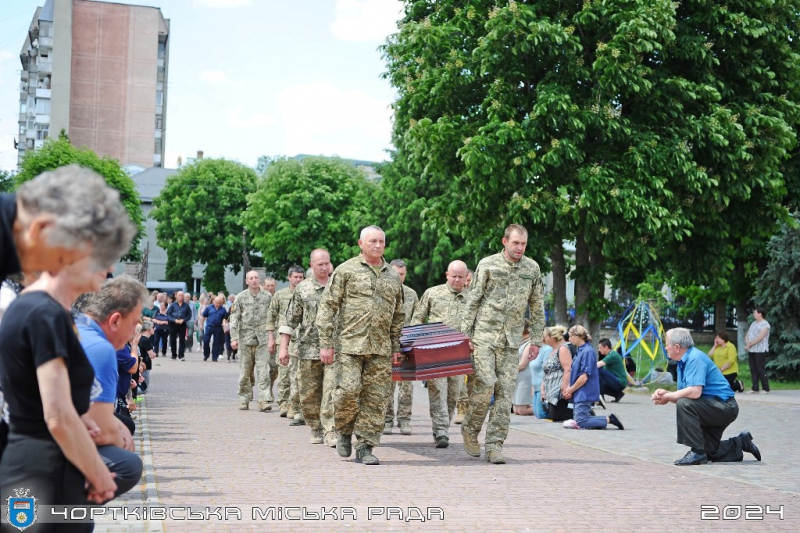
left=0, top=193, right=22, bottom=284
left=138, top=336, right=153, bottom=370
left=167, top=302, right=192, bottom=322
left=0, top=291, right=95, bottom=440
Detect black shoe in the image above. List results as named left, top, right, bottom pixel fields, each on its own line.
left=203, top=357, right=208, bottom=361
left=738, top=431, right=761, bottom=461
left=171, top=356, right=177, bottom=360
left=674, top=450, right=708, bottom=466
left=613, top=392, right=625, bottom=403
left=608, top=413, right=624, bottom=430
left=435, top=436, right=449, bottom=448
left=289, top=418, right=306, bottom=426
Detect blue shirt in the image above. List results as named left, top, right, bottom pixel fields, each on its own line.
left=570, top=343, right=601, bottom=403
left=677, top=346, right=734, bottom=401
left=77, top=317, right=117, bottom=404
left=116, top=345, right=137, bottom=399
left=167, top=301, right=193, bottom=323
left=202, top=305, right=228, bottom=327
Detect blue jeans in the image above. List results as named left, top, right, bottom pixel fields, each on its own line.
left=533, top=390, right=548, bottom=419
left=574, top=401, right=607, bottom=429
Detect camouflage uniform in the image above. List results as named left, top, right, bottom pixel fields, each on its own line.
left=384, top=284, right=418, bottom=430
left=461, top=252, right=545, bottom=453
left=279, top=276, right=337, bottom=437
left=266, top=287, right=299, bottom=413
left=411, top=283, right=468, bottom=439
left=230, top=288, right=272, bottom=406
left=316, top=255, right=404, bottom=449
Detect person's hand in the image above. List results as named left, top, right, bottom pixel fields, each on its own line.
left=120, top=427, right=135, bottom=451
left=231, top=340, right=239, bottom=351
left=468, top=340, right=474, bottom=352
left=128, top=399, right=136, bottom=412
left=279, top=347, right=290, bottom=366
left=139, top=362, right=146, bottom=373
left=320, top=348, right=335, bottom=365
left=268, top=338, right=276, bottom=354
left=392, top=352, right=403, bottom=364
left=562, top=388, right=572, bottom=400
left=138, top=375, right=144, bottom=384
left=131, top=379, right=137, bottom=389
left=85, top=471, right=116, bottom=504
left=81, top=414, right=101, bottom=442
left=652, top=388, right=669, bottom=405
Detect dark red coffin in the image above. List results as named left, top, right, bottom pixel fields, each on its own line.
left=392, top=322, right=473, bottom=381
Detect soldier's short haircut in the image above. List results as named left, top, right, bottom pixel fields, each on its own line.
left=264, top=276, right=276, bottom=283
left=16, top=165, right=137, bottom=267
left=666, top=328, right=695, bottom=349
left=288, top=265, right=305, bottom=277
left=389, top=259, right=406, bottom=268
left=504, top=224, right=528, bottom=239
left=359, top=225, right=384, bottom=240
left=81, top=275, right=149, bottom=323
left=309, top=248, right=329, bottom=262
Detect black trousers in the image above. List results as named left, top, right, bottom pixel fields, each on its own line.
left=548, top=398, right=573, bottom=422
left=676, top=397, right=744, bottom=461
left=599, top=367, right=625, bottom=399
left=153, top=329, right=169, bottom=355
left=747, top=351, right=770, bottom=392
left=204, top=325, right=225, bottom=361
left=0, top=433, right=93, bottom=532
left=169, top=322, right=187, bottom=359
left=97, top=445, right=142, bottom=502
left=723, top=373, right=742, bottom=392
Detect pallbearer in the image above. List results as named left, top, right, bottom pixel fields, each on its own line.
left=411, top=260, right=469, bottom=448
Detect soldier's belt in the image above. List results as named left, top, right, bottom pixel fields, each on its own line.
left=392, top=322, right=473, bottom=381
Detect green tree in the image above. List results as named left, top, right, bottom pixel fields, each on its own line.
left=151, top=158, right=258, bottom=292
left=242, top=156, right=375, bottom=274
left=755, top=221, right=800, bottom=380
left=0, top=169, right=14, bottom=193
left=14, top=133, right=144, bottom=259
left=383, top=0, right=800, bottom=337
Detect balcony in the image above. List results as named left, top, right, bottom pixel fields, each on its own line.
left=34, top=139, right=44, bottom=149
left=35, top=114, right=50, bottom=124
left=36, top=88, right=51, bottom=98
left=37, top=61, right=52, bottom=74
left=38, top=36, right=53, bottom=50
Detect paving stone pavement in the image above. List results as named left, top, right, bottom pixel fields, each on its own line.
left=95, top=351, right=799, bottom=532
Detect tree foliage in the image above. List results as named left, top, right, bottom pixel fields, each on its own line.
left=13, top=133, right=145, bottom=260
left=242, top=157, right=376, bottom=275
left=755, top=221, right=800, bottom=380
left=0, top=169, right=14, bottom=193
left=382, top=0, right=800, bottom=333
left=151, top=158, right=257, bottom=292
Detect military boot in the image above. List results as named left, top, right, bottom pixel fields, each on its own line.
left=383, top=423, right=393, bottom=435
left=290, top=413, right=306, bottom=426
left=279, top=403, right=288, bottom=418
left=486, top=449, right=506, bottom=464
left=238, top=401, right=249, bottom=411
left=287, top=406, right=296, bottom=419
left=324, top=431, right=338, bottom=448
left=355, top=444, right=380, bottom=465
left=337, top=434, right=353, bottom=457
left=310, top=429, right=324, bottom=444
left=399, top=423, right=412, bottom=435
left=461, top=426, right=480, bottom=457
left=258, top=402, right=271, bottom=412
left=454, top=402, right=467, bottom=424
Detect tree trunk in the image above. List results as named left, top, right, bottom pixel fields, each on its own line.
left=714, top=299, right=727, bottom=333
left=573, top=232, right=604, bottom=345
left=550, top=241, right=568, bottom=326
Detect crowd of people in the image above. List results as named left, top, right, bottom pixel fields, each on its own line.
left=0, top=167, right=770, bottom=530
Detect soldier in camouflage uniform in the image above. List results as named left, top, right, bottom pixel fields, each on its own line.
left=230, top=270, right=273, bottom=411
left=316, top=226, right=405, bottom=465
left=454, top=269, right=475, bottom=424
left=383, top=259, right=418, bottom=436
left=279, top=249, right=335, bottom=444
left=411, top=260, right=470, bottom=448
left=460, top=224, right=545, bottom=464
left=266, top=266, right=305, bottom=419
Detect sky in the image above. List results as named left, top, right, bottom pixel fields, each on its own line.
left=0, top=0, right=404, bottom=170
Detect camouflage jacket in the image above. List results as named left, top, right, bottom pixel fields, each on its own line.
left=401, top=285, right=419, bottom=327
left=316, top=255, right=404, bottom=356
left=461, top=252, right=545, bottom=348
left=229, top=288, right=271, bottom=346
left=278, top=277, right=328, bottom=359
left=411, top=283, right=467, bottom=329
left=266, top=287, right=294, bottom=333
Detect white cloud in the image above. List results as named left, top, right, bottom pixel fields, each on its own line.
left=200, top=70, right=227, bottom=83
left=330, top=0, right=403, bottom=43
left=226, top=106, right=277, bottom=129
left=275, top=81, right=392, bottom=161
left=192, top=0, right=252, bottom=7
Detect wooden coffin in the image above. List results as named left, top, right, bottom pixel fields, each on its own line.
left=392, top=322, right=473, bottom=381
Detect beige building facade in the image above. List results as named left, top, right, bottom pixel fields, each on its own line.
left=18, top=0, right=169, bottom=168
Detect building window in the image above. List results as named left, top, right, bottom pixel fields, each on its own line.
left=155, top=116, right=163, bottom=129
left=156, top=90, right=163, bottom=106
left=158, top=41, right=166, bottom=59
left=154, top=138, right=163, bottom=153
left=35, top=98, right=51, bottom=114
left=35, top=124, right=49, bottom=140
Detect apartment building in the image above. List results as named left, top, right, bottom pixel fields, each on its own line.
left=17, top=0, right=169, bottom=168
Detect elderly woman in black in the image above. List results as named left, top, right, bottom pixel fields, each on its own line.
left=540, top=325, right=573, bottom=422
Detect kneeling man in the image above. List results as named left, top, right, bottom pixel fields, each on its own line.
left=652, top=328, right=761, bottom=466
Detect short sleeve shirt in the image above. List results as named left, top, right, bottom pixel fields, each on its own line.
left=77, top=317, right=119, bottom=404
left=677, top=347, right=734, bottom=401
left=0, top=291, right=95, bottom=440
left=746, top=320, right=770, bottom=353
left=570, top=343, right=601, bottom=403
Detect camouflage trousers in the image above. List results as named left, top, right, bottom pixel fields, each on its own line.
left=428, top=375, right=463, bottom=438
left=238, top=343, right=271, bottom=403
left=320, top=358, right=337, bottom=435
left=332, top=353, right=392, bottom=448
left=463, top=340, right=518, bottom=452
left=384, top=380, right=413, bottom=426
left=457, top=374, right=474, bottom=414
left=289, top=355, right=301, bottom=413
left=276, top=340, right=296, bottom=408
left=269, top=349, right=278, bottom=394
left=299, top=359, right=336, bottom=433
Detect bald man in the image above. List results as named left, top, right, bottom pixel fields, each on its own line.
left=411, top=260, right=470, bottom=448
left=230, top=270, right=273, bottom=411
